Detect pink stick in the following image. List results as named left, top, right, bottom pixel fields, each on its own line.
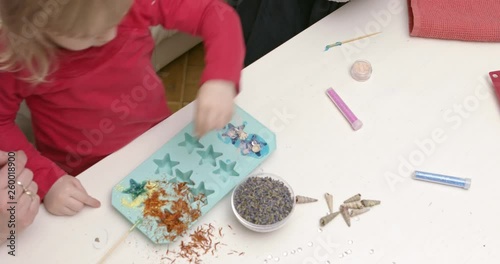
left=325, top=88, right=363, bottom=131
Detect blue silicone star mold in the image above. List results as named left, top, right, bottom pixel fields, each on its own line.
left=197, top=145, right=222, bottom=166
left=153, top=154, right=180, bottom=175
left=178, top=133, right=204, bottom=154
left=111, top=105, right=276, bottom=244
left=171, top=169, right=195, bottom=185
left=213, top=160, right=240, bottom=177
left=189, top=181, right=215, bottom=197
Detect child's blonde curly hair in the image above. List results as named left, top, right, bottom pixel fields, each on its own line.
left=0, top=0, right=131, bottom=83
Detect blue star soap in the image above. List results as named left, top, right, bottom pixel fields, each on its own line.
left=122, top=179, right=147, bottom=200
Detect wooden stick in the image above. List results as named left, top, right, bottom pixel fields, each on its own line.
left=97, top=220, right=142, bottom=264
left=324, top=32, right=381, bottom=50
left=341, top=31, right=381, bottom=45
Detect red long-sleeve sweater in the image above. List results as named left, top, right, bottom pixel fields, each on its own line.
left=0, top=0, right=244, bottom=200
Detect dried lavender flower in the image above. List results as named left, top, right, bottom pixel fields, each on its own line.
left=234, top=176, right=293, bottom=225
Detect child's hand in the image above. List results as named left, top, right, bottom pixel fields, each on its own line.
left=44, top=175, right=101, bottom=216
left=195, top=80, right=236, bottom=137
left=0, top=151, right=40, bottom=244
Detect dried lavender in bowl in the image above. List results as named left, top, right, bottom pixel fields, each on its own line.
left=234, top=176, right=293, bottom=225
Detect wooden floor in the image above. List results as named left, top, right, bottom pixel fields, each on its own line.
left=157, top=43, right=205, bottom=113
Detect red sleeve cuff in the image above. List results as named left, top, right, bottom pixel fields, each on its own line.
left=28, top=158, right=66, bottom=201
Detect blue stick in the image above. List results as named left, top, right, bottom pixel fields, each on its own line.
left=412, top=171, right=471, bottom=190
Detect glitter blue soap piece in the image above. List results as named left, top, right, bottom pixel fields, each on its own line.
left=122, top=179, right=147, bottom=199
left=412, top=170, right=471, bottom=190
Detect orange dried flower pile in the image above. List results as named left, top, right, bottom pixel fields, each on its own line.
left=142, top=181, right=204, bottom=243
left=163, top=223, right=244, bottom=264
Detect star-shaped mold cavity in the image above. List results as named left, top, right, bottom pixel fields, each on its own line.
left=178, top=133, right=204, bottom=154
left=122, top=179, right=147, bottom=200
left=189, top=181, right=215, bottom=198
left=196, top=145, right=222, bottom=166
left=153, top=153, right=180, bottom=175
left=170, top=169, right=195, bottom=185
left=213, top=160, right=240, bottom=177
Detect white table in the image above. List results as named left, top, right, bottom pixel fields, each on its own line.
left=3, top=0, right=500, bottom=263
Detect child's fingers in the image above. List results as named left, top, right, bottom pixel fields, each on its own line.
left=194, top=103, right=204, bottom=137
left=71, top=178, right=101, bottom=207
left=199, top=108, right=218, bottom=137
left=215, top=113, right=230, bottom=130
left=71, top=177, right=87, bottom=192
left=83, top=195, right=101, bottom=208
left=61, top=206, right=78, bottom=216
left=195, top=101, right=217, bottom=137
left=197, top=118, right=208, bottom=137
left=65, top=197, right=86, bottom=212
left=225, top=106, right=234, bottom=124
left=70, top=177, right=101, bottom=208
left=71, top=188, right=101, bottom=208
left=211, top=111, right=225, bottom=132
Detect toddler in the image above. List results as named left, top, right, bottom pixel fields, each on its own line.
left=0, top=0, right=244, bottom=216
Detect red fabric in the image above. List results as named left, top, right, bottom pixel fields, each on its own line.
left=407, top=0, right=500, bottom=42
left=0, top=0, right=244, bottom=200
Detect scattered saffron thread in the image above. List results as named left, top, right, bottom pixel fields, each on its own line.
left=165, top=224, right=244, bottom=263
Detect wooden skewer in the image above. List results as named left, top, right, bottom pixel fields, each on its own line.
left=324, top=32, right=381, bottom=51
left=97, top=219, right=142, bottom=264
left=341, top=31, right=381, bottom=44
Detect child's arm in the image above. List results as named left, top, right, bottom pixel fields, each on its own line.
left=0, top=73, right=67, bottom=200
left=0, top=74, right=100, bottom=215
left=147, top=0, right=245, bottom=90
left=144, top=0, right=245, bottom=136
